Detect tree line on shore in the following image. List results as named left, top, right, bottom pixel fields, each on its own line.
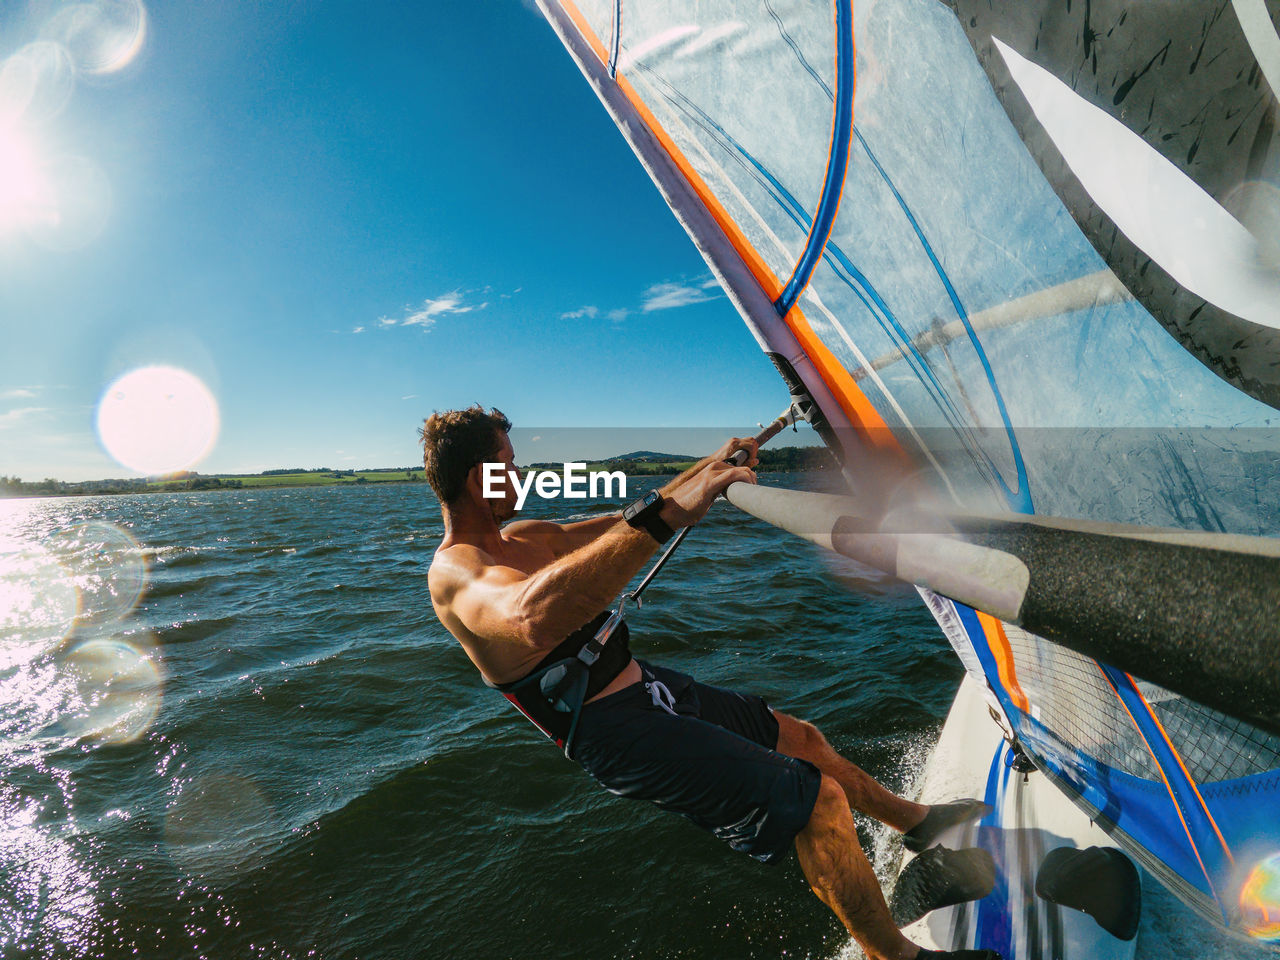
left=0, top=474, right=245, bottom=497
left=1, top=447, right=831, bottom=499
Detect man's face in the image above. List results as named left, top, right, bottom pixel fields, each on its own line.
left=486, top=432, right=520, bottom=522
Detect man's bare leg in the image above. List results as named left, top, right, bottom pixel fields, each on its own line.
left=776, top=711, right=927, bottom=832
left=796, top=775, right=919, bottom=960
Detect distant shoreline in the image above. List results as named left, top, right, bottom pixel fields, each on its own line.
left=0, top=447, right=832, bottom=499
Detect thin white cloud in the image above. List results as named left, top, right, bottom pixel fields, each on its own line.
left=401, top=290, right=484, bottom=328
left=352, top=325, right=366, bottom=334
left=641, top=281, right=718, bottom=312
left=1, top=388, right=37, bottom=399
left=0, top=407, right=48, bottom=428
left=401, top=394, right=418, bottom=400
left=369, top=290, right=489, bottom=333
left=558, top=277, right=719, bottom=325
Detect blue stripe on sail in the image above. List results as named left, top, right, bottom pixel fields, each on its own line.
left=955, top=603, right=1017, bottom=716
left=1202, top=768, right=1280, bottom=866
left=645, top=40, right=1028, bottom=510
left=646, top=75, right=1001, bottom=474
left=647, top=75, right=810, bottom=230
left=774, top=0, right=854, bottom=314
left=1017, top=713, right=1214, bottom=898
left=953, top=601, right=1221, bottom=914
left=957, top=597, right=1231, bottom=906
left=819, top=240, right=988, bottom=447
left=1100, top=665, right=1233, bottom=919
left=763, top=0, right=833, bottom=99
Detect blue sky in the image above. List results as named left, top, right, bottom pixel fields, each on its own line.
left=0, top=2, right=802, bottom=482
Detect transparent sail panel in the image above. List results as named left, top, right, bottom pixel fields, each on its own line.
left=620, top=0, right=838, bottom=291
left=1141, top=686, right=1280, bottom=785
left=1005, top=626, right=1159, bottom=780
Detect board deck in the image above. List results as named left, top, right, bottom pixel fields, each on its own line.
left=897, top=673, right=1141, bottom=959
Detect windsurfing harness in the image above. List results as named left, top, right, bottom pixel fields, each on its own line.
left=484, top=609, right=632, bottom=757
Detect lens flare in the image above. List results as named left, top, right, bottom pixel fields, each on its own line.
left=0, top=542, right=79, bottom=669
left=47, top=522, right=146, bottom=630
left=0, top=41, right=75, bottom=125
left=0, top=125, right=57, bottom=236
left=165, top=774, right=274, bottom=876
left=1241, top=852, right=1280, bottom=940
left=45, top=0, right=147, bottom=75
left=96, top=365, right=220, bottom=475
left=0, top=135, right=110, bottom=249
left=61, top=637, right=162, bottom=744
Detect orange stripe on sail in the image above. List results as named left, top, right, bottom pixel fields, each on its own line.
left=976, top=610, right=1030, bottom=713
left=559, top=0, right=610, bottom=64
left=781, top=303, right=897, bottom=448
left=557, top=1, right=895, bottom=449
left=1129, top=676, right=1235, bottom=867
left=1095, top=663, right=1220, bottom=900
left=560, top=2, right=783, bottom=298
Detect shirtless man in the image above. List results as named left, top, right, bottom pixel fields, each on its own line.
left=424, top=405, right=996, bottom=960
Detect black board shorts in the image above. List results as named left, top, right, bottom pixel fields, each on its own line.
left=571, top=660, right=822, bottom=865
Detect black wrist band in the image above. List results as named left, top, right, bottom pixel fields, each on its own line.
left=622, top=490, right=675, bottom=545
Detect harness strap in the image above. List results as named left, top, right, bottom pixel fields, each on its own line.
left=488, top=609, right=629, bottom=760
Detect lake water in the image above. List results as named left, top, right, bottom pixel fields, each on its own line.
left=0, top=479, right=1265, bottom=959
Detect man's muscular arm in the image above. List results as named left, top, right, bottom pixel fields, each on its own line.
left=443, top=459, right=755, bottom=651
left=507, top=436, right=759, bottom=561
left=504, top=513, right=622, bottom=561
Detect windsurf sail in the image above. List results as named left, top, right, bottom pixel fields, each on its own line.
left=535, top=0, right=1280, bottom=944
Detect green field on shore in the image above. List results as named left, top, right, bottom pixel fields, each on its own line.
left=147, top=469, right=425, bottom=491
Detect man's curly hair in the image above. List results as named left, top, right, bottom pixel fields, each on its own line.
left=418, top=405, right=512, bottom=504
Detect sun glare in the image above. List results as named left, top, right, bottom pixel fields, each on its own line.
left=96, top=366, right=220, bottom=475
left=1242, top=852, right=1280, bottom=941
left=0, top=543, right=79, bottom=669
left=0, top=126, right=55, bottom=236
